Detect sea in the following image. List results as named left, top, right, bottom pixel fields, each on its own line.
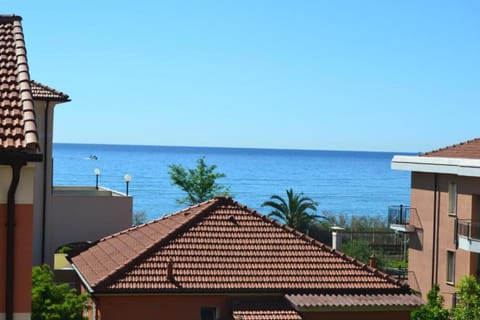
left=52, top=143, right=413, bottom=221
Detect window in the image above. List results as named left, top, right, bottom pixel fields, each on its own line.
left=448, top=182, right=457, bottom=215
left=447, top=250, right=455, bottom=284
left=200, top=307, right=216, bottom=320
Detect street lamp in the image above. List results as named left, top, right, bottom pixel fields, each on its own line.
left=124, top=174, right=132, bottom=196
left=94, top=168, right=100, bottom=190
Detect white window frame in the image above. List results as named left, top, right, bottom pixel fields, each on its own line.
left=448, top=182, right=457, bottom=216
left=446, top=250, right=455, bottom=285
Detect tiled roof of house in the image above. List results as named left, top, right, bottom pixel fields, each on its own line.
left=286, top=293, right=424, bottom=308
left=422, top=138, right=480, bottom=159
left=31, top=80, right=70, bottom=102
left=232, top=301, right=302, bottom=320
left=0, top=15, right=38, bottom=151
left=72, top=197, right=410, bottom=295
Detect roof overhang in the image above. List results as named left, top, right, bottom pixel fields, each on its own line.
left=392, top=155, right=480, bottom=177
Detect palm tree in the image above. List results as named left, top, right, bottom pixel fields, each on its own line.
left=261, top=189, right=320, bottom=232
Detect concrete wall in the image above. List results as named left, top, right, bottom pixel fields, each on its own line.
left=88, top=294, right=413, bottom=320
left=0, top=165, right=36, bottom=320
left=44, top=190, right=132, bottom=265
left=32, top=100, right=57, bottom=265
left=410, top=172, right=480, bottom=307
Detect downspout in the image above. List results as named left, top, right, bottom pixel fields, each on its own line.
left=5, top=155, right=27, bottom=320
left=41, top=101, right=50, bottom=264
left=431, top=173, right=438, bottom=286
left=435, top=174, right=441, bottom=284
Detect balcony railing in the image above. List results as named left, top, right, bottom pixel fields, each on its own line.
left=388, top=205, right=410, bottom=225
left=388, top=205, right=416, bottom=232
left=457, top=220, right=480, bottom=253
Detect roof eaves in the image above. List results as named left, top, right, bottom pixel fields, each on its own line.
left=30, top=80, right=71, bottom=102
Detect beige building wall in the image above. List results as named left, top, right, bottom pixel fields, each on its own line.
left=32, top=100, right=58, bottom=265
left=410, top=172, right=480, bottom=307
left=44, top=190, right=132, bottom=265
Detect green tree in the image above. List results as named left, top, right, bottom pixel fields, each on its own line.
left=168, top=157, right=229, bottom=205
left=451, top=275, right=480, bottom=320
left=261, top=189, right=320, bottom=232
left=32, top=264, right=89, bottom=320
left=132, top=210, right=148, bottom=226
left=411, top=284, right=449, bottom=320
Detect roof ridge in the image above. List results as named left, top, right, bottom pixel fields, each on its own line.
left=12, top=18, right=38, bottom=151
left=93, top=197, right=222, bottom=289
left=246, top=205, right=405, bottom=289
left=422, top=137, right=480, bottom=156
left=0, top=15, right=22, bottom=23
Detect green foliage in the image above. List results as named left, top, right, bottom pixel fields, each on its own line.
left=32, top=264, right=89, bottom=320
left=411, top=284, right=449, bottom=320
left=262, top=189, right=320, bottom=233
left=168, top=157, right=229, bottom=205
left=451, top=275, right=480, bottom=320
left=132, top=210, right=148, bottom=226
left=341, top=239, right=386, bottom=269
left=320, top=212, right=389, bottom=232
left=56, top=246, right=72, bottom=254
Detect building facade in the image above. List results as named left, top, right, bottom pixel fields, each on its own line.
left=392, top=138, right=480, bottom=307
left=0, top=14, right=42, bottom=320
left=71, top=197, right=422, bottom=320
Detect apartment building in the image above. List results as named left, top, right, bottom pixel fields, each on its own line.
left=392, top=138, right=480, bottom=307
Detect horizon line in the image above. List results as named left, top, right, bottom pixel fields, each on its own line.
left=52, top=141, right=417, bottom=155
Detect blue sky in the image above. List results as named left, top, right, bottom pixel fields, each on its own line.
left=5, top=1, right=480, bottom=152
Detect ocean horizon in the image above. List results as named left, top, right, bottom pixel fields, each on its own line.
left=52, top=143, right=413, bottom=221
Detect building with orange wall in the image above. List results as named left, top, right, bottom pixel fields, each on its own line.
left=392, top=138, right=480, bottom=308
left=71, top=197, right=422, bottom=320
left=0, top=14, right=43, bottom=320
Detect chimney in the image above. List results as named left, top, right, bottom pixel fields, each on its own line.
left=369, top=254, right=376, bottom=268
left=330, top=226, right=345, bottom=250
left=166, top=258, right=174, bottom=281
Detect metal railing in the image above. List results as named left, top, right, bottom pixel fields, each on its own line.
left=458, top=219, right=480, bottom=241
left=388, top=205, right=411, bottom=226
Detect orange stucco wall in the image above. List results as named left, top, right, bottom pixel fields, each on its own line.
left=302, top=310, right=411, bottom=320
left=410, top=172, right=480, bottom=308
left=0, top=203, right=34, bottom=313
left=90, top=294, right=413, bottom=320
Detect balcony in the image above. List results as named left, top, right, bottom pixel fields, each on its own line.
left=388, top=205, right=416, bottom=233
left=457, top=220, right=480, bottom=253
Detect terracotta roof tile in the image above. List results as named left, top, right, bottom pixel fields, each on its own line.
left=30, top=80, right=70, bottom=102
left=0, top=15, right=38, bottom=151
left=72, top=197, right=412, bottom=296
left=422, top=138, right=480, bottom=159
left=233, top=301, right=302, bottom=320
left=286, top=293, right=424, bottom=308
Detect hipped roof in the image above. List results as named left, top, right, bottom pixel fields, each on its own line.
left=422, top=138, right=480, bottom=159
left=71, top=197, right=410, bottom=295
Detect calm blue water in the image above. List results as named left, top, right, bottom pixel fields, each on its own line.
left=52, top=143, right=412, bottom=221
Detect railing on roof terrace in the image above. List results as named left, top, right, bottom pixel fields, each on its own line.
left=388, top=205, right=411, bottom=226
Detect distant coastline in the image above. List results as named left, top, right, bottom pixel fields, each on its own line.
left=53, top=142, right=417, bottom=155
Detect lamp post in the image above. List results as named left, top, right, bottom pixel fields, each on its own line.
left=94, top=168, right=100, bottom=190
left=124, top=174, right=132, bottom=196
